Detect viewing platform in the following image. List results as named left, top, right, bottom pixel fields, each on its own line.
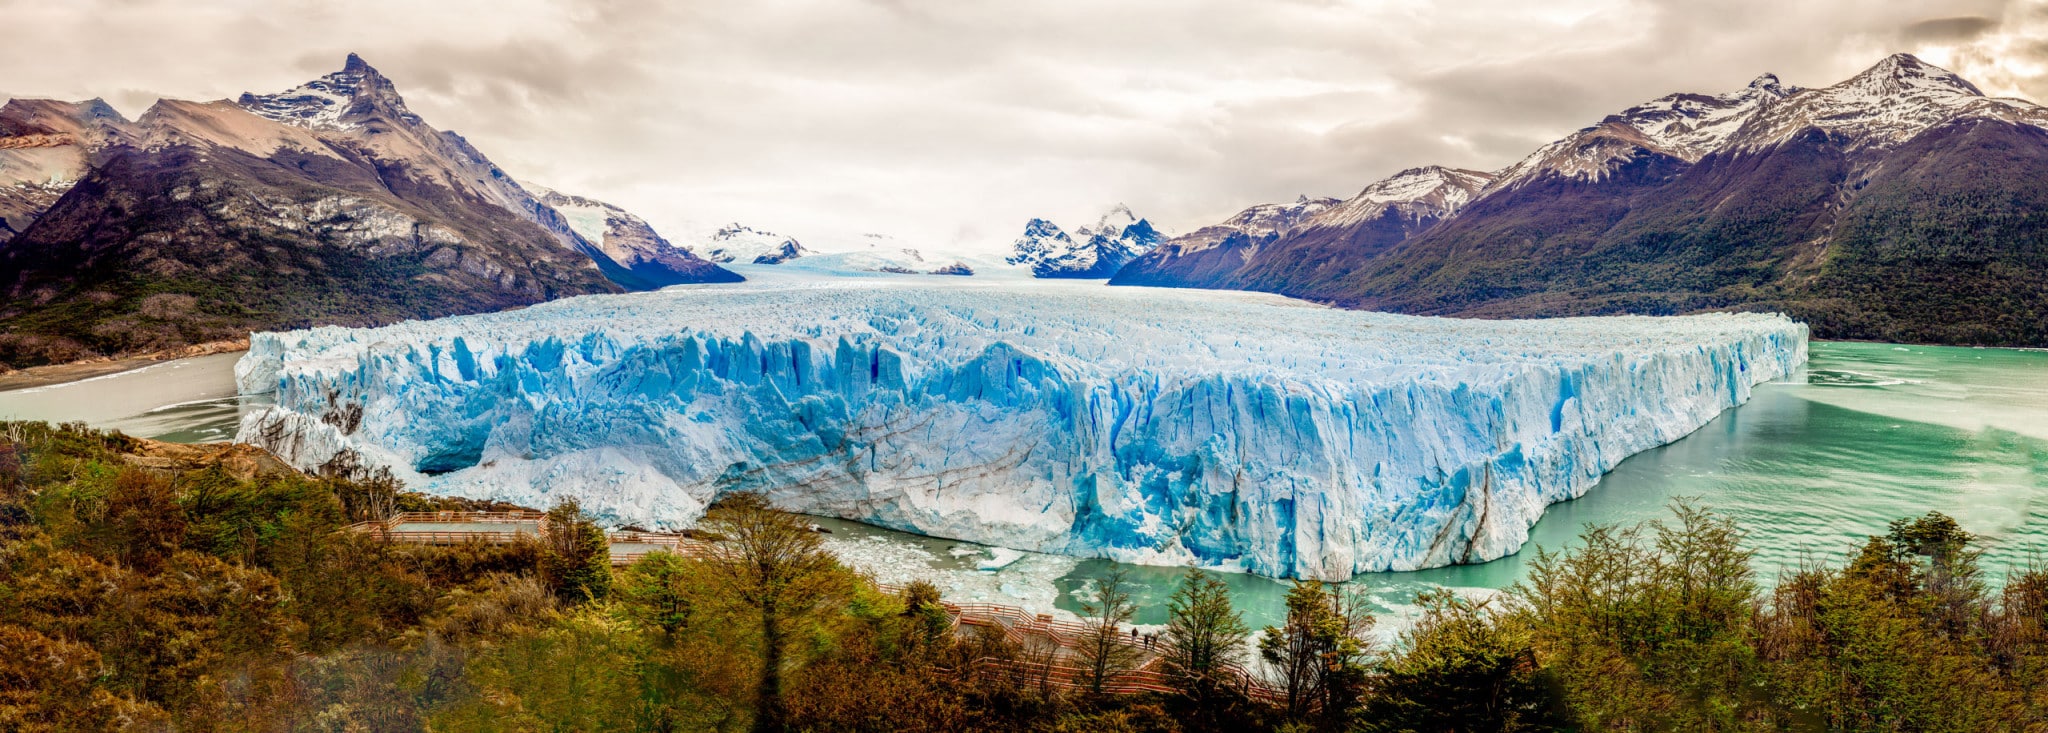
left=345, top=511, right=705, bottom=566
left=346, top=510, right=546, bottom=544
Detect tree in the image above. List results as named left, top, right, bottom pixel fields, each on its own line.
left=1885, top=511, right=1987, bottom=639
left=699, top=491, right=841, bottom=733
left=1075, top=567, right=1144, bottom=696
left=1511, top=500, right=1763, bottom=727
left=616, top=551, right=697, bottom=636
left=1161, top=568, right=1251, bottom=722
left=1258, top=580, right=1372, bottom=727
left=0, top=624, right=165, bottom=731
left=1364, top=590, right=1565, bottom=733
left=541, top=498, right=612, bottom=604
left=900, top=580, right=953, bottom=653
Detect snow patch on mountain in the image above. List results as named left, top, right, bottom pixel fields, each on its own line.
left=1731, top=53, right=2048, bottom=153
left=1310, top=166, right=1495, bottom=230
left=1486, top=74, right=1800, bottom=193
left=238, top=54, right=417, bottom=132
left=1166, top=196, right=1340, bottom=256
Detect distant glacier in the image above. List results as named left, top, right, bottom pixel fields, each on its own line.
left=235, top=277, right=1807, bottom=580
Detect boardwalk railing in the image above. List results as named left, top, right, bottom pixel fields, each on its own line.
left=607, top=532, right=716, bottom=566
left=346, top=510, right=548, bottom=545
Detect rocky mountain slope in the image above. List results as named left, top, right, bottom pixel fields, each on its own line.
left=1121, top=54, right=2048, bottom=346
left=1113, top=167, right=1490, bottom=289
left=1008, top=204, right=1162, bottom=277
left=533, top=187, right=741, bottom=285
left=0, top=98, right=132, bottom=243
left=0, top=54, right=735, bottom=367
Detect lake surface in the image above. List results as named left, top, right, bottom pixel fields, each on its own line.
left=0, top=352, right=263, bottom=442
left=2, top=341, right=2041, bottom=629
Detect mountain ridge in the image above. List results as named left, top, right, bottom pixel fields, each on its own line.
left=0, top=54, right=736, bottom=368
left=1008, top=204, right=1163, bottom=277
left=1114, top=53, right=2048, bottom=347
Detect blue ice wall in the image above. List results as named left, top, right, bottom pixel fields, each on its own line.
left=237, top=280, right=1807, bottom=580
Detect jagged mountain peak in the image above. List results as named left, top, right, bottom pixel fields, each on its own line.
left=1848, top=53, right=1982, bottom=97
left=238, top=53, right=417, bottom=130
left=1485, top=71, right=1807, bottom=193
left=1018, top=218, right=1071, bottom=241
left=1009, top=206, right=1160, bottom=277
left=1728, top=52, right=2046, bottom=154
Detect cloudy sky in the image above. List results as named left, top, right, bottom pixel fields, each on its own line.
left=4, top=0, right=2046, bottom=252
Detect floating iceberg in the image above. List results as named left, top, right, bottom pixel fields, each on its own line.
left=235, top=278, right=1806, bottom=580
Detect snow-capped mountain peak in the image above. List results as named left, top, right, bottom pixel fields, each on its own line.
left=1309, top=166, right=1494, bottom=229
left=1149, top=195, right=1339, bottom=258
left=238, top=53, right=420, bottom=131
left=1008, top=206, right=1161, bottom=278
left=1605, top=72, right=1801, bottom=158
left=1845, top=52, right=1983, bottom=98
left=1223, top=196, right=1340, bottom=235
left=1012, top=218, right=1074, bottom=250
left=1483, top=71, right=1807, bottom=194
left=1730, top=53, right=2046, bottom=154
left=704, top=223, right=808, bottom=264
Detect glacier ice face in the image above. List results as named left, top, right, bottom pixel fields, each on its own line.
left=234, top=277, right=1807, bottom=580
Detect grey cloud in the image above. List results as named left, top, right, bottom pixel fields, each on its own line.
left=1902, top=16, right=2001, bottom=42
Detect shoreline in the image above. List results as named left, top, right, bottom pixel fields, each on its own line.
left=0, top=339, right=249, bottom=393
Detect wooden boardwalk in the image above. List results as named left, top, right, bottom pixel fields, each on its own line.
left=347, top=510, right=546, bottom=544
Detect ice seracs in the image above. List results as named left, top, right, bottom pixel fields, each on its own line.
left=235, top=278, right=1807, bottom=581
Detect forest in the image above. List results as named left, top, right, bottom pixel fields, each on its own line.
left=1, top=419, right=2044, bottom=732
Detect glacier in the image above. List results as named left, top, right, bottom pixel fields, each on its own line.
left=234, top=275, right=1807, bottom=580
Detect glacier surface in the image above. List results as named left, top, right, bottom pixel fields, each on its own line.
left=234, top=275, right=1807, bottom=580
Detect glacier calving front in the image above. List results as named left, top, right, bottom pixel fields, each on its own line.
left=235, top=279, right=1806, bottom=580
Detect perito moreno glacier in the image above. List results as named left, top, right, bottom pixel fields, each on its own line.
left=234, top=277, right=1807, bottom=580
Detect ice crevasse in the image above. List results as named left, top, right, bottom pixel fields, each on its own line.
left=235, top=278, right=1807, bottom=580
